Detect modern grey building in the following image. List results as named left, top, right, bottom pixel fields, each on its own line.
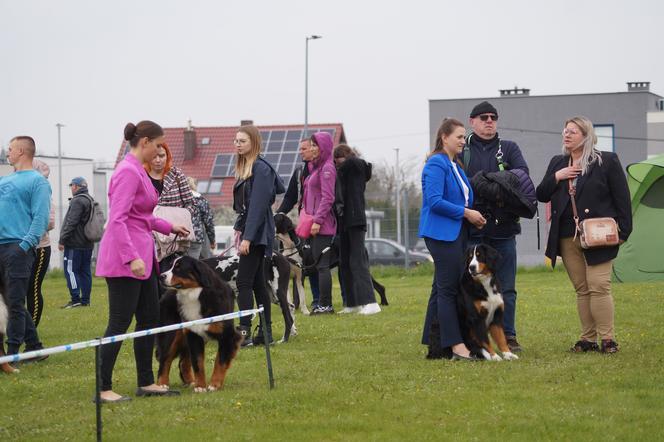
left=429, top=82, right=663, bottom=266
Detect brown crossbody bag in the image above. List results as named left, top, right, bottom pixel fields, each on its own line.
left=567, top=159, right=619, bottom=249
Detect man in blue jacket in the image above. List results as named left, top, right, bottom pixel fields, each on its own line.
left=464, top=101, right=530, bottom=352
left=0, top=136, right=51, bottom=360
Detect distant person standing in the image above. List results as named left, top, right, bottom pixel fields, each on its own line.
left=0, top=136, right=50, bottom=360
left=276, top=138, right=321, bottom=308
left=27, top=159, right=56, bottom=327
left=464, top=101, right=530, bottom=352
left=96, top=121, right=189, bottom=403
left=232, top=125, right=285, bottom=346
left=333, top=144, right=380, bottom=315
left=186, top=177, right=215, bottom=260
left=420, top=119, right=486, bottom=360
left=59, top=177, right=94, bottom=308
left=303, top=132, right=337, bottom=315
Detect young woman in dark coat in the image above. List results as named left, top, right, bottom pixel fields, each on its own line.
left=536, top=116, right=632, bottom=354
left=333, top=145, right=381, bottom=315
left=233, top=125, right=285, bottom=346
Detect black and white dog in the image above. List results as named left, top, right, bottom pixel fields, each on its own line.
left=457, top=244, right=518, bottom=361
left=202, top=251, right=296, bottom=343
left=0, top=272, right=18, bottom=374
left=274, top=212, right=388, bottom=307
left=158, top=256, right=242, bottom=392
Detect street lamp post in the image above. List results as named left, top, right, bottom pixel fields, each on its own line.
left=394, top=148, right=401, bottom=245
left=56, top=123, right=65, bottom=226
left=304, top=35, right=322, bottom=138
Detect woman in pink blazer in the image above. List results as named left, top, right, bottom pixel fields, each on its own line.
left=95, top=120, right=189, bottom=403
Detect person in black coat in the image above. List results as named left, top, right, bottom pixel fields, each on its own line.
left=233, top=125, right=285, bottom=346
left=536, top=116, right=632, bottom=354
left=58, top=177, right=95, bottom=308
left=333, top=145, right=381, bottom=315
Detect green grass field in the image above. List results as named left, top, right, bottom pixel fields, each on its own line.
left=1, top=267, right=663, bottom=441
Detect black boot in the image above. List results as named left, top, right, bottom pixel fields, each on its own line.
left=237, top=325, right=253, bottom=347
left=252, top=323, right=273, bottom=346
left=426, top=319, right=452, bottom=360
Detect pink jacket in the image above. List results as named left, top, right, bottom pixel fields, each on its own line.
left=96, top=154, right=172, bottom=279
left=302, top=132, right=337, bottom=235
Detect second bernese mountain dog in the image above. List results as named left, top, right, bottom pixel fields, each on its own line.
left=458, top=244, right=519, bottom=361
left=158, top=256, right=242, bottom=392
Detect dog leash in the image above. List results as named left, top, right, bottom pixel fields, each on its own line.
left=216, top=244, right=236, bottom=258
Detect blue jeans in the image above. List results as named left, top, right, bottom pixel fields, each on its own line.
left=0, top=242, right=41, bottom=353
left=64, top=247, right=93, bottom=305
left=421, top=231, right=467, bottom=348
left=469, top=236, right=518, bottom=337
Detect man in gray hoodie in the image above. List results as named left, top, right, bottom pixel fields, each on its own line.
left=59, top=177, right=94, bottom=308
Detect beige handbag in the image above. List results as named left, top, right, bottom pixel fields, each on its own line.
left=567, top=169, right=619, bottom=249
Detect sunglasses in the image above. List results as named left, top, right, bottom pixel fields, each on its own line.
left=478, top=114, right=498, bottom=122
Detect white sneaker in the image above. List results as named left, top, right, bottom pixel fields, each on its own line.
left=358, top=303, right=381, bottom=315
left=338, top=306, right=361, bottom=314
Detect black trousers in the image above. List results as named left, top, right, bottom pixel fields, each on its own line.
left=100, top=269, right=159, bottom=391
left=236, top=245, right=271, bottom=328
left=311, top=235, right=333, bottom=307
left=26, top=246, right=51, bottom=328
left=339, top=227, right=375, bottom=307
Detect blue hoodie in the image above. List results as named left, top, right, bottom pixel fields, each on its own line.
left=0, top=169, right=51, bottom=250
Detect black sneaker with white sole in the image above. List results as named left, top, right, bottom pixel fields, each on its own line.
left=62, top=301, right=82, bottom=309
left=310, top=305, right=334, bottom=315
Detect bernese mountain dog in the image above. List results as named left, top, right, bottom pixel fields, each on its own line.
left=0, top=271, right=19, bottom=374
left=157, top=256, right=242, bottom=392
left=457, top=244, right=519, bottom=361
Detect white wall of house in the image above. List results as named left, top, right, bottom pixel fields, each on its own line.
left=0, top=155, right=113, bottom=269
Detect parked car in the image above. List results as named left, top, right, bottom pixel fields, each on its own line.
left=214, top=225, right=234, bottom=252
left=365, top=238, right=433, bottom=267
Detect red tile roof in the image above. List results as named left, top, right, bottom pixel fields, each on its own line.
left=115, top=123, right=346, bottom=208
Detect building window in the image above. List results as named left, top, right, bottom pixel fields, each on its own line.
left=208, top=179, right=222, bottom=194
left=197, top=180, right=209, bottom=193
left=594, top=124, right=614, bottom=152
left=211, top=154, right=235, bottom=177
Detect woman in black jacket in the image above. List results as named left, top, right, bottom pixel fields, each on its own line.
left=333, top=145, right=380, bottom=315
left=536, top=116, right=632, bottom=354
left=233, top=125, right=285, bottom=346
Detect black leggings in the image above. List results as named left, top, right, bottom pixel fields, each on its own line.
left=236, top=245, right=271, bottom=328
left=100, top=270, right=160, bottom=391
left=26, top=246, right=51, bottom=328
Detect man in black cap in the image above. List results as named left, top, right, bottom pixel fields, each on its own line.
left=58, top=176, right=94, bottom=308
left=463, top=101, right=529, bottom=352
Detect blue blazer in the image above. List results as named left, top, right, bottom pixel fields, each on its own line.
left=419, top=153, right=474, bottom=241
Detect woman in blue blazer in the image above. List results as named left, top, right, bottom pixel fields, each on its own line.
left=420, top=118, right=487, bottom=360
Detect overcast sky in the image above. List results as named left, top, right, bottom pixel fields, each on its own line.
left=2, top=0, right=662, bottom=171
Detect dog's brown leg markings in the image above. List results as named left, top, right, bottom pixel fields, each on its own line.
left=193, top=352, right=207, bottom=392
left=157, top=330, right=184, bottom=386
left=489, top=323, right=510, bottom=354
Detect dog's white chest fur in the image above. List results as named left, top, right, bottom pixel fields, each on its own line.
left=176, top=288, right=208, bottom=338
left=478, top=277, right=503, bottom=327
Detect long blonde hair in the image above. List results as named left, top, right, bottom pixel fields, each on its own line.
left=562, top=116, right=602, bottom=175
left=234, top=125, right=262, bottom=180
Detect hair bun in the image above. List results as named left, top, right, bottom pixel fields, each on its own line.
left=124, top=123, right=137, bottom=141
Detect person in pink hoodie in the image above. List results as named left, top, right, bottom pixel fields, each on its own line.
left=95, top=120, right=189, bottom=403
left=302, top=132, right=337, bottom=315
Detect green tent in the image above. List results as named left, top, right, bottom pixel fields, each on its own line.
left=613, top=154, right=664, bottom=282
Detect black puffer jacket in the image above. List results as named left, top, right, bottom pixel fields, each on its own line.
left=336, top=156, right=372, bottom=230
left=59, top=187, right=94, bottom=249
left=470, top=169, right=538, bottom=219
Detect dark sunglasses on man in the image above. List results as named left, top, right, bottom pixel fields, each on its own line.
left=479, top=114, right=499, bottom=122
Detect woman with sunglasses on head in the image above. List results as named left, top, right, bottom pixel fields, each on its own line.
left=232, top=125, right=285, bottom=346
left=95, top=121, right=190, bottom=403
left=420, top=118, right=487, bottom=360
left=536, top=116, right=632, bottom=354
